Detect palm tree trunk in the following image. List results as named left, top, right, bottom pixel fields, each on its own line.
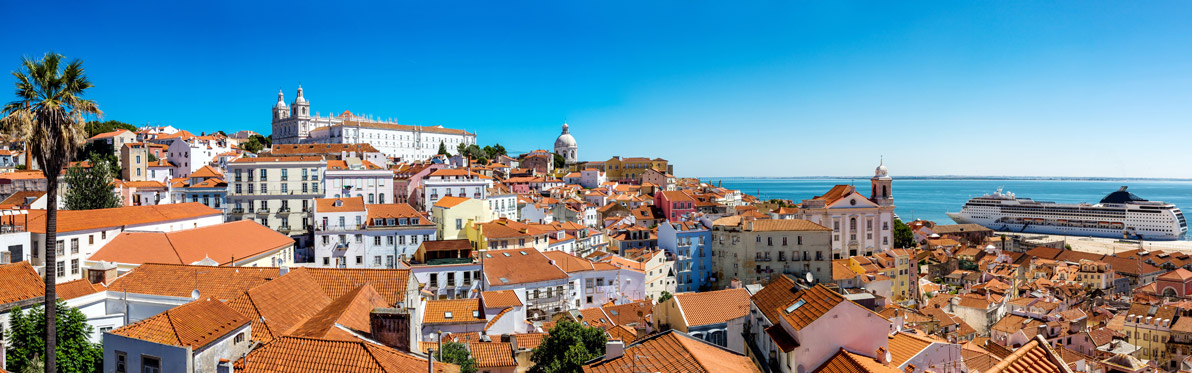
left=44, top=176, right=58, bottom=373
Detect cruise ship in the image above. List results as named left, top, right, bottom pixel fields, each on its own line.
left=946, top=187, right=1187, bottom=240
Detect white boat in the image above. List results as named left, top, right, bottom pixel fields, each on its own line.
left=945, top=186, right=1187, bottom=240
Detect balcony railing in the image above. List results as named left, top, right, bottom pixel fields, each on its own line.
left=230, top=208, right=245, bottom=215
left=278, top=226, right=291, bottom=234
left=255, top=207, right=271, bottom=214
left=278, top=207, right=291, bottom=215
left=316, top=224, right=366, bottom=232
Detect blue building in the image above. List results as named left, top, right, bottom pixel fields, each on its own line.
left=657, top=219, right=713, bottom=292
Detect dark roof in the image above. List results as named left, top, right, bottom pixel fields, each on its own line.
left=1100, top=187, right=1147, bottom=204
left=421, top=239, right=473, bottom=252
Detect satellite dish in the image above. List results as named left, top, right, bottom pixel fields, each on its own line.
left=190, top=289, right=201, bottom=300
left=884, top=350, right=892, bottom=364
left=805, top=272, right=814, bottom=283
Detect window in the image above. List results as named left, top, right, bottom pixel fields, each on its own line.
left=142, top=355, right=161, bottom=373
left=234, top=333, right=245, bottom=344
left=71, top=259, right=79, bottom=274
left=356, top=256, right=363, bottom=264
left=374, top=237, right=382, bottom=245
left=116, top=351, right=127, bottom=373
left=259, top=169, right=267, bottom=180
left=71, top=238, right=79, bottom=253
left=56, top=240, right=64, bottom=256
left=456, top=219, right=463, bottom=230
left=374, top=256, right=382, bottom=266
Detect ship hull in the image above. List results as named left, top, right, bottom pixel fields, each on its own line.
left=947, top=212, right=1181, bottom=241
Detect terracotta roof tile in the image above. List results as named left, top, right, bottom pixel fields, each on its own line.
left=887, top=332, right=934, bottom=366
left=983, top=336, right=1069, bottom=373
left=366, top=203, right=426, bottom=224
left=481, top=290, right=522, bottom=308
left=424, top=298, right=484, bottom=325
left=482, top=248, right=569, bottom=285
left=781, top=284, right=848, bottom=330
left=235, top=336, right=459, bottom=373
left=304, top=268, right=412, bottom=307
left=111, top=298, right=249, bottom=349
left=107, top=263, right=278, bottom=301
left=232, top=156, right=324, bottom=163
left=287, top=284, right=389, bottom=341
left=471, top=341, right=517, bottom=368
left=0, top=262, right=45, bottom=305
left=90, top=220, right=293, bottom=266
left=316, top=196, right=366, bottom=213
left=606, top=324, right=640, bottom=343
left=25, top=203, right=222, bottom=233
left=513, top=333, right=547, bottom=351
left=189, top=165, right=224, bottom=179
left=55, top=279, right=106, bottom=300
left=583, top=330, right=759, bottom=373
left=673, top=288, right=749, bottom=327
left=434, top=196, right=471, bottom=208
left=226, top=268, right=332, bottom=343
left=813, top=348, right=901, bottom=373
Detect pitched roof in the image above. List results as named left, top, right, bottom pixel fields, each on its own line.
left=434, top=196, right=471, bottom=208
left=424, top=298, right=484, bottom=325
left=110, top=298, right=249, bottom=349
left=749, top=219, right=832, bottom=232
left=89, top=220, right=293, bottom=266
left=226, top=268, right=333, bottom=343
left=470, top=342, right=517, bottom=368
left=287, top=284, right=389, bottom=341
left=583, top=330, right=759, bottom=373
left=25, top=202, right=222, bottom=233
left=673, top=288, right=750, bottom=327
left=813, top=348, right=902, bottom=373
left=107, top=263, right=279, bottom=301
left=512, top=333, right=547, bottom=351
left=0, top=191, right=45, bottom=209
left=542, top=250, right=599, bottom=273
left=0, top=261, right=45, bottom=305
left=231, top=156, right=324, bottom=163
left=887, top=332, right=935, bottom=366
left=55, top=279, right=106, bottom=300
left=983, top=336, right=1071, bottom=373
left=1159, top=268, right=1192, bottom=282
left=234, top=336, right=459, bottom=373
left=269, top=143, right=381, bottom=155
left=750, top=274, right=800, bottom=323
left=304, top=268, right=413, bottom=307
left=316, top=196, right=366, bottom=213
left=189, top=165, right=224, bottom=179
left=781, top=284, right=849, bottom=330
left=480, top=290, right=522, bottom=309
left=482, top=248, right=569, bottom=285
left=366, top=203, right=425, bottom=224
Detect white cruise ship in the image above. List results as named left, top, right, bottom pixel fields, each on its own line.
left=946, top=186, right=1187, bottom=240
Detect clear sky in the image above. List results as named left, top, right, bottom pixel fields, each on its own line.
left=3, top=1, right=1190, bottom=178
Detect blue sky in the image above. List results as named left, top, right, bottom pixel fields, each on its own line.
left=3, top=1, right=1191, bottom=178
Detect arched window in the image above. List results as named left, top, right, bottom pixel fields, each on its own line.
left=368, top=194, right=375, bottom=204
left=882, top=185, right=888, bottom=198
left=850, top=217, right=857, bottom=231
left=379, top=193, right=386, bottom=204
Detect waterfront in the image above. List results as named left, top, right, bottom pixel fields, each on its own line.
left=710, top=177, right=1192, bottom=228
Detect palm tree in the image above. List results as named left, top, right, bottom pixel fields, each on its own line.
left=1, top=53, right=101, bottom=372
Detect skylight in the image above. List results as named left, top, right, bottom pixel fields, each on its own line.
left=444, top=311, right=453, bottom=319
left=500, top=277, right=509, bottom=283
left=503, top=253, right=511, bottom=257
left=472, top=311, right=480, bottom=318
left=784, top=299, right=807, bottom=313
left=519, top=251, right=527, bottom=255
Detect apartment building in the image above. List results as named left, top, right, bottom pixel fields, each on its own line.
left=710, top=216, right=833, bottom=289
left=311, top=196, right=435, bottom=268
left=225, top=156, right=326, bottom=247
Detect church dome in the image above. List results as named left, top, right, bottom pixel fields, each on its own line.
left=875, top=162, right=888, bottom=178
left=554, top=123, right=577, bottom=149
left=275, top=90, right=287, bottom=109
left=292, top=86, right=307, bottom=105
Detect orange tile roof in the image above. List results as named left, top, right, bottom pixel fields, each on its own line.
left=89, top=220, right=293, bottom=266
left=812, top=185, right=857, bottom=205
left=470, top=342, right=517, bottom=368
left=0, top=191, right=45, bottom=209
left=0, top=262, right=45, bottom=305
left=226, top=268, right=332, bottom=343
left=482, top=248, right=569, bottom=285
left=288, top=284, right=389, bottom=341
left=424, top=298, right=485, bottom=325
left=365, top=203, right=425, bottom=224
left=749, top=219, right=832, bottom=232
left=88, top=129, right=132, bottom=140
left=983, top=336, right=1069, bottom=373
left=480, top=290, right=522, bottom=308
left=189, top=165, right=224, bottom=179
left=813, top=348, right=901, bottom=373
left=584, top=330, right=759, bottom=373
left=887, top=332, right=934, bottom=366
left=55, top=279, right=106, bottom=300
left=433, top=196, right=471, bottom=208
left=1159, top=268, right=1192, bottom=282
left=673, top=288, right=750, bottom=327
left=606, top=324, right=640, bottom=343
left=315, top=196, right=366, bottom=212
left=602, top=300, right=652, bottom=327
left=0, top=171, right=47, bottom=180
left=110, top=298, right=249, bottom=349
left=483, top=307, right=513, bottom=331
left=232, top=156, right=324, bottom=163
left=303, top=268, right=412, bottom=307
left=269, top=143, right=381, bottom=155
left=25, top=202, right=222, bottom=233
left=781, top=284, right=853, bottom=330
left=542, top=250, right=597, bottom=273
left=107, top=263, right=279, bottom=301
left=512, top=333, right=546, bottom=351
left=749, top=275, right=800, bottom=323
left=234, top=336, right=459, bottom=373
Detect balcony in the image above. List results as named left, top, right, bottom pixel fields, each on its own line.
left=316, top=224, right=365, bottom=232
left=278, top=207, right=291, bottom=216
left=333, top=242, right=348, bottom=251
left=230, top=208, right=245, bottom=215
left=255, top=207, right=271, bottom=214
left=278, top=226, right=291, bottom=234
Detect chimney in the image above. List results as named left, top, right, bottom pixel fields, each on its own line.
left=370, top=308, right=411, bottom=352
left=278, top=266, right=289, bottom=276
left=217, top=359, right=234, bottom=373
left=605, top=340, right=625, bottom=360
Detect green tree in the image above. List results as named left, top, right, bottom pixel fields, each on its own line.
left=64, top=158, right=121, bottom=210
left=530, top=319, right=607, bottom=373
left=1, top=53, right=101, bottom=372
left=147, top=152, right=158, bottom=162
left=438, top=141, right=450, bottom=156
left=893, top=219, right=915, bottom=248
left=82, top=119, right=133, bottom=138
left=552, top=153, right=566, bottom=170
left=6, top=300, right=103, bottom=373
left=657, top=291, right=673, bottom=303
left=438, top=341, right=477, bottom=373
left=240, top=137, right=264, bottom=153
left=456, top=142, right=467, bottom=156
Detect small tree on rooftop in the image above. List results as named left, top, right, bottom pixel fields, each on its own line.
left=529, top=319, right=607, bottom=373
left=64, top=158, right=121, bottom=210
left=437, top=341, right=477, bottom=373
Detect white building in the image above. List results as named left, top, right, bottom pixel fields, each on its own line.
left=420, top=168, right=493, bottom=212
left=270, top=87, right=477, bottom=161
left=553, top=122, right=578, bottom=165
left=28, top=203, right=224, bottom=283
left=579, top=168, right=605, bottom=189
left=103, top=298, right=252, bottom=373
left=311, top=197, right=435, bottom=268
left=323, top=158, right=393, bottom=204
left=797, top=162, right=896, bottom=259
left=486, top=185, right=518, bottom=221
left=163, top=135, right=233, bottom=178
left=225, top=155, right=326, bottom=246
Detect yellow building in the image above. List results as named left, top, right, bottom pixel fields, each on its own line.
left=464, top=217, right=549, bottom=253
left=432, top=196, right=491, bottom=240
left=587, top=156, right=669, bottom=181
left=1125, top=303, right=1176, bottom=365
left=842, top=248, right=913, bottom=301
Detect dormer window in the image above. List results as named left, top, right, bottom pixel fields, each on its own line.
left=472, top=310, right=480, bottom=318
left=333, top=200, right=343, bottom=207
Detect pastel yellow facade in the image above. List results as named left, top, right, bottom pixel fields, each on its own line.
left=433, top=197, right=491, bottom=240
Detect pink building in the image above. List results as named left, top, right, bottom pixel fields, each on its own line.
left=654, top=190, right=695, bottom=222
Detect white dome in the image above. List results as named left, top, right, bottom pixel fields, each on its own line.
left=292, top=86, right=307, bottom=105
left=275, top=90, right=287, bottom=109
left=875, top=161, right=888, bottom=178
left=554, top=123, right=577, bottom=149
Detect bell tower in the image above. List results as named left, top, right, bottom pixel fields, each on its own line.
left=871, top=159, right=892, bottom=206
left=272, top=90, right=288, bottom=123
left=291, top=85, right=310, bottom=119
